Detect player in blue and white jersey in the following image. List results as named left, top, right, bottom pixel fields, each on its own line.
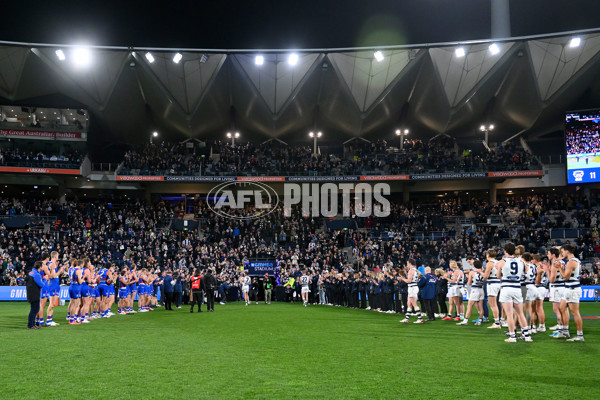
left=300, top=269, right=310, bottom=307
left=67, top=259, right=82, bottom=325
left=241, top=271, right=251, bottom=306
left=497, top=243, right=532, bottom=343
left=556, top=244, right=585, bottom=342
left=482, top=249, right=502, bottom=328
left=97, top=263, right=115, bottom=318
left=457, top=260, right=485, bottom=326
left=547, top=247, right=570, bottom=335
left=45, top=251, right=67, bottom=326
left=36, top=252, right=51, bottom=327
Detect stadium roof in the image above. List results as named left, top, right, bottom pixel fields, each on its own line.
left=0, top=29, right=600, bottom=157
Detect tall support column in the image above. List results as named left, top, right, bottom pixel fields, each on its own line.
left=58, top=180, right=66, bottom=204
left=402, top=185, right=410, bottom=204
left=491, top=0, right=511, bottom=38
left=489, top=182, right=498, bottom=204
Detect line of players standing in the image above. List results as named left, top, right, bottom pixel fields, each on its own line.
left=33, top=252, right=161, bottom=327
left=290, top=242, right=585, bottom=343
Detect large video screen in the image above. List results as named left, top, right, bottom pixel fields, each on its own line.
left=566, top=110, right=600, bottom=184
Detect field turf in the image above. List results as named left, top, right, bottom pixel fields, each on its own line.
left=0, top=301, right=598, bottom=399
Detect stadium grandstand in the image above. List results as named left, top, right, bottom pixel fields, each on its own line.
left=0, top=1, right=599, bottom=399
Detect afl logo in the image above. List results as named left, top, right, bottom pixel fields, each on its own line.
left=207, top=181, right=279, bottom=220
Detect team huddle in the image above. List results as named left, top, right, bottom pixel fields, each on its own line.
left=34, top=251, right=160, bottom=326
left=414, top=242, right=584, bottom=343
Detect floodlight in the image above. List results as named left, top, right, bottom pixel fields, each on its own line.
left=374, top=51, right=384, bottom=62
left=309, top=131, right=314, bottom=138
left=569, top=37, right=581, bottom=48
left=255, top=55, right=264, bottom=65
left=153, top=131, right=158, bottom=137
left=234, top=132, right=240, bottom=138
left=489, top=43, right=500, bottom=55
left=55, top=49, right=66, bottom=61
left=72, top=47, right=91, bottom=66
left=455, top=47, right=465, bottom=58
left=173, top=53, right=183, bottom=63
left=226, top=132, right=232, bottom=138
left=145, top=52, right=155, bottom=63
left=288, top=53, right=299, bottom=66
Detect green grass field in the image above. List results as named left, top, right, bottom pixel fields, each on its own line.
left=0, top=301, right=598, bottom=399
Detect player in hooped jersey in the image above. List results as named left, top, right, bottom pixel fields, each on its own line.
left=300, top=269, right=310, bottom=307
left=457, top=260, right=485, bottom=326
left=399, top=259, right=421, bottom=323
left=482, top=249, right=503, bottom=328
left=521, top=253, right=538, bottom=332
left=533, top=254, right=547, bottom=332
left=497, top=242, right=532, bottom=343
left=442, top=260, right=464, bottom=322
left=546, top=247, right=570, bottom=336
left=241, top=271, right=251, bottom=306
left=555, top=244, right=585, bottom=341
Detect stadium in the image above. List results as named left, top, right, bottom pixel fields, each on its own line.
left=0, top=1, right=599, bottom=399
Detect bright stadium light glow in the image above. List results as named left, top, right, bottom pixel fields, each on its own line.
left=173, top=53, right=183, bottom=64
left=489, top=43, right=500, bottom=55
left=455, top=47, right=466, bottom=58
left=255, top=55, right=264, bottom=65
left=72, top=47, right=91, bottom=66
left=374, top=51, right=384, bottom=62
left=55, top=49, right=66, bottom=61
left=288, top=53, right=299, bottom=66
left=153, top=131, right=158, bottom=137
left=234, top=132, right=240, bottom=138
left=145, top=52, right=155, bottom=63
left=569, top=37, right=581, bottom=48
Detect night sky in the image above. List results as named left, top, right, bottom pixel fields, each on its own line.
left=1, top=1, right=599, bottom=50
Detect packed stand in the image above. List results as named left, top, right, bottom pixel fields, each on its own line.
left=0, top=147, right=83, bottom=169
left=119, top=138, right=541, bottom=177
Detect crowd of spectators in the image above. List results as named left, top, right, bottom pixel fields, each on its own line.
left=1, top=192, right=599, bottom=301
left=119, top=138, right=540, bottom=177
left=566, top=120, right=600, bottom=155
left=0, top=147, right=83, bottom=168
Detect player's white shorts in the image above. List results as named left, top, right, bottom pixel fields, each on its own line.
left=448, top=286, right=462, bottom=298
left=469, top=288, right=484, bottom=302
left=301, top=287, right=310, bottom=294
left=563, top=287, right=582, bottom=304
left=525, top=285, right=538, bottom=302
left=535, top=286, right=547, bottom=301
left=499, top=287, right=523, bottom=304
left=487, top=283, right=500, bottom=297
left=408, top=286, right=419, bottom=298
left=242, top=285, right=249, bottom=293
left=549, top=286, right=565, bottom=303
